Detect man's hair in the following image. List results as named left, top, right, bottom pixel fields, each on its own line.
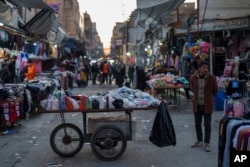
left=198, top=60, right=209, bottom=67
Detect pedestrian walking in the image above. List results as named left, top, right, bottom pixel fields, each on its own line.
left=128, top=64, right=135, bottom=86
left=135, top=66, right=147, bottom=91
left=189, top=60, right=218, bottom=152
left=108, top=62, right=113, bottom=84
left=91, top=62, right=99, bottom=85
left=113, top=61, right=126, bottom=87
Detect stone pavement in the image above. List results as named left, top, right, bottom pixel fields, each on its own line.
left=0, top=81, right=222, bottom=167
left=69, top=81, right=222, bottom=167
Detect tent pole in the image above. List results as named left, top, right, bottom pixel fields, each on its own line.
left=209, top=33, right=213, bottom=74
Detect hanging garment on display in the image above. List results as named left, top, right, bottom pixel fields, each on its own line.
left=226, top=80, right=244, bottom=99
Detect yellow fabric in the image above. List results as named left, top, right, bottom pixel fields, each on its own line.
left=80, top=71, right=86, bottom=81
left=25, top=64, right=36, bottom=80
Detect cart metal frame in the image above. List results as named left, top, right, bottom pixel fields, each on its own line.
left=41, top=107, right=157, bottom=161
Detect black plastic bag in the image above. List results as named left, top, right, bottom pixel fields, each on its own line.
left=149, top=102, right=176, bottom=147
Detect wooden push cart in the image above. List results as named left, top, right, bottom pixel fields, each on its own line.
left=41, top=107, right=157, bottom=161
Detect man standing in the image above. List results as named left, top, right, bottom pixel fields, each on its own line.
left=189, top=60, right=218, bottom=152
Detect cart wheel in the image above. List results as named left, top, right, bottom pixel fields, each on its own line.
left=50, top=123, right=84, bottom=157
left=90, top=125, right=127, bottom=161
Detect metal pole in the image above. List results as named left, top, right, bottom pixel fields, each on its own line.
left=209, top=34, right=213, bottom=74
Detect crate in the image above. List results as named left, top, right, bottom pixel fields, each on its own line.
left=88, top=116, right=136, bottom=138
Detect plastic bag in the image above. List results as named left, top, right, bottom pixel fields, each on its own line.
left=46, top=95, right=60, bottom=110
left=60, top=89, right=67, bottom=110
left=65, top=96, right=74, bottom=111
left=149, top=102, right=176, bottom=147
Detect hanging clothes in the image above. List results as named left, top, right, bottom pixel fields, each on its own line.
left=167, top=55, right=180, bottom=71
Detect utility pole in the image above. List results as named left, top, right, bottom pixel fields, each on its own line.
left=122, top=4, right=127, bottom=63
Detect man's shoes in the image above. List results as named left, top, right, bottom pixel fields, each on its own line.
left=204, top=143, right=211, bottom=152
left=191, top=141, right=203, bottom=148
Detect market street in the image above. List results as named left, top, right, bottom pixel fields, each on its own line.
left=0, top=82, right=222, bottom=167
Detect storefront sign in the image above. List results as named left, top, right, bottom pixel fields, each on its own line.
left=190, top=17, right=249, bottom=32
left=212, top=18, right=249, bottom=30
left=116, top=39, right=123, bottom=46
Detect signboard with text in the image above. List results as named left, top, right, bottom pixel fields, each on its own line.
left=190, top=18, right=249, bottom=32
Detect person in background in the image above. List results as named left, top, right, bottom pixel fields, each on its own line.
left=25, top=59, right=36, bottom=81
left=108, top=62, right=113, bottom=84
left=184, top=58, right=195, bottom=99
left=8, top=56, right=17, bottom=83
left=76, top=62, right=87, bottom=87
left=113, top=61, right=126, bottom=87
left=102, top=61, right=109, bottom=84
left=189, top=60, right=218, bottom=152
left=84, top=59, right=90, bottom=86
left=135, top=66, right=147, bottom=91
left=128, top=64, right=135, bottom=86
left=91, top=62, right=99, bottom=85
left=0, top=63, right=11, bottom=83
left=192, top=54, right=200, bottom=71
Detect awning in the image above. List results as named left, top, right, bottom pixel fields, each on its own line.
left=0, top=2, right=24, bottom=29
left=134, top=0, right=185, bottom=26
left=20, top=9, right=57, bottom=38
left=199, top=0, right=250, bottom=20
left=6, top=0, right=52, bottom=10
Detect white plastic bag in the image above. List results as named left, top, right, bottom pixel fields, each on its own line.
left=68, top=97, right=79, bottom=110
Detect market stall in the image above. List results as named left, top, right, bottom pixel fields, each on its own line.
left=146, top=71, right=189, bottom=110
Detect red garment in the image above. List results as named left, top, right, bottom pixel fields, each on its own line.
left=102, top=63, right=109, bottom=74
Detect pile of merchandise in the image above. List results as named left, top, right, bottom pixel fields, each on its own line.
left=146, top=73, right=189, bottom=89
left=40, top=87, right=161, bottom=111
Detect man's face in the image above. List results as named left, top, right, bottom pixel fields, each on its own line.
left=199, top=65, right=208, bottom=75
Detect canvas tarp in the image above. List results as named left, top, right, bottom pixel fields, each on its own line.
left=6, top=0, right=52, bottom=10
left=20, top=9, right=57, bottom=38
left=0, top=2, right=24, bottom=29
left=199, top=0, right=250, bottom=20
left=134, top=0, right=185, bottom=26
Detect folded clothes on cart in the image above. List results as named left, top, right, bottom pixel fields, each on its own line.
left=40, top=87, right=161, bottom=111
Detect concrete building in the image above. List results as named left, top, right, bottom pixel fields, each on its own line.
left=83, top=12, right=103, bottom=59
left=45, top=0, right=81, bottom=40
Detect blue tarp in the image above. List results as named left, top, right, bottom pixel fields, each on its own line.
left=62, top=38, right=76, bottom=48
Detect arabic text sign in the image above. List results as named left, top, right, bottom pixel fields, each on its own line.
left=194, top=18, right=249, bottom=31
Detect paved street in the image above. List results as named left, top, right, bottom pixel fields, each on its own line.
left=0, top=81, right=222, bottom=167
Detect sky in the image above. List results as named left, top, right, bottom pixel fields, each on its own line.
left=78, top=0, right=137, bottom=48
left=78, top=0, right=195, bottom=49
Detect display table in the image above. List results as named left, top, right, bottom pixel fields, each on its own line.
left=154, top=84, right=190, bottom=112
